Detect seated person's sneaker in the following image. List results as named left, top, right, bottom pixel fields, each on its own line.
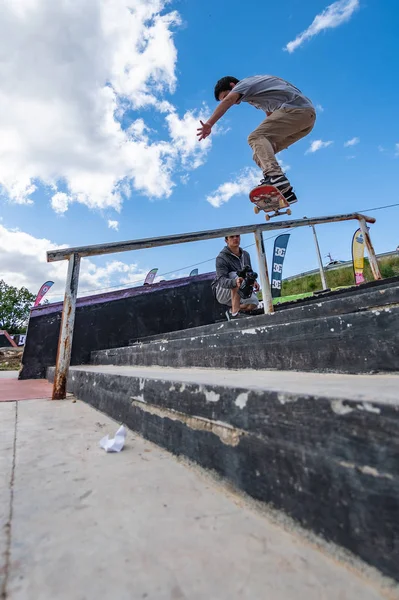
left=226, top=310, right=248, bottom=321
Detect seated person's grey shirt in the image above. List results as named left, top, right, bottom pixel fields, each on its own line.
left=231, top=75, right=314, bottom=114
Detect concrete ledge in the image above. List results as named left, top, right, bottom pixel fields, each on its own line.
left=128, top=280, right=399, bottom=346
left=92, top=306, right=399, bottom=374
left=48, top=364, right=399, bottom=581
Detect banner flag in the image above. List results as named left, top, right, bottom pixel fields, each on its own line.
left=144, top=268, right=158, bottom=285
left=189, top=268, right=199, bottom=277
left=352, top=228, right=366, bottom=285
left=34, top=281, right=54, bottom=307
left=271, top=234, right=290, bottom=298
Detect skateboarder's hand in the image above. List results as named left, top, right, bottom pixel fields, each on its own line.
left=235, top=277, right=243, bottom=287
left=197, top=120, right=212, bottom=141
left=253, top=282, right=260, bottom=292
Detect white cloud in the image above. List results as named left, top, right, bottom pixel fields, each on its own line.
left=51, top=192, right=70, bottom=215
left=206, top=168, right=259, bottom=208
left=285, top=0, right=360, bottom=53
left=346, top=155, right=356, bottom=160
left=395, top=143, right=399, bottom=157
left=180, top=174, right=190, bottom=185
left=0, top=224, right=149, bottom=299
left=108, top=220, right=119, bottom=231
left=344, top=137, right=359, bottom=147
left=305, top=140, right=334, bottom=154
left=165, top=106, right=213, bottom=170
left=316, top=104, right=325, bottom=113
left=378, top=145, right=385, bottom=152
left=0, top=0, right=212, bottom=213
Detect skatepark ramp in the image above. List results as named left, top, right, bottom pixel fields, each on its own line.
left=43, top=211, right=399, bottom=584
left=46, top=211, right=380, bottom=400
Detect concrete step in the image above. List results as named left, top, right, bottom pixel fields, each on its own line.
left=47, top=364, right=399, bottom=582
left=91, top=305, right=399, bottom=374
left=128, top=279, right=399, bottom=346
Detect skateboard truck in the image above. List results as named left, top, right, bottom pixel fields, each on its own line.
left=253, top=203, right=292, bottom=222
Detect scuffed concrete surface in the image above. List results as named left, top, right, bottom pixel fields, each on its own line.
left=1, top=398, right=397, bottom=600
left=90, top=307, right=399, bottom=374
left=0, top=402, right=16, bottom=595
left=69, top=364, right=399, bottom=406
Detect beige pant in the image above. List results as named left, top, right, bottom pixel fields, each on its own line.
left=248, top=107, right=316, bottom=175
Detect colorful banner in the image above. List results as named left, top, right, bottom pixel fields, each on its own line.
left=144, top=268, right=158, bottom=286
left=352, top=228, right=365, bottom=285
left=271, top=234, right=290, bottom=298
left=34, top=281, right=54, bottom=307
left=189, top=268, right=199, bottom=277
left=11, top=334, right=26, bottom=346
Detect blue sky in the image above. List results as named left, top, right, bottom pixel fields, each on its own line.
left=0, top=0, right=398, bottom=299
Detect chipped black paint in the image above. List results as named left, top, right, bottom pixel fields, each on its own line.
left=92, top=306, right=399, bottom=374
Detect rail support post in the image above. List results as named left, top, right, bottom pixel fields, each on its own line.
left=310, top=224, right=328, bottom=290
left=254, top=229, right=274, bottom=314
left=52, top=252, right=81, bottom=400
left=358, top=218, right=382, bottom=281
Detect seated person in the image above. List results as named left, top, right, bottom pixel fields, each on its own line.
left=212, top=234, right=259, bottom=318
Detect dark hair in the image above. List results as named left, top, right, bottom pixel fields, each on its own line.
left=214, top=76, right=239, bottom=101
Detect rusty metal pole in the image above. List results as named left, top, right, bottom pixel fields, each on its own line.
left=358, top=218, right=382, bottom=281
left=52, top=253, right=81, bottom=400
left=254, top=229, right=274, bottom=314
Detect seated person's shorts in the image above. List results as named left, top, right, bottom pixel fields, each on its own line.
left=215, top=272, right=259, bottom=308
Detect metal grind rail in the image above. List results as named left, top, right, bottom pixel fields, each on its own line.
left=47, top=212, right=379, bottom=400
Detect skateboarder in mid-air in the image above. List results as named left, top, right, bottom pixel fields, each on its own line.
left=197, top=75, right=316, bottom=206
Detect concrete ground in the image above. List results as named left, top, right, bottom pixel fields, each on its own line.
left=1, top=396, right=396, bottom=600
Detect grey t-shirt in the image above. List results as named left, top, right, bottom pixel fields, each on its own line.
left=231, top=75, right=314, bottom=113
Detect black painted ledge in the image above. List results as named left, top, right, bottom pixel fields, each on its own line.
left=92, top=306, right=399, bottom=374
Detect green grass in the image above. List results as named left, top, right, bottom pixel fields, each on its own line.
left=273, top=292, right=313, bottom=305
left=281, top=256, right=399, bottom=296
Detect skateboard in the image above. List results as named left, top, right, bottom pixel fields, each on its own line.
left=249, top=184, right=292, bottom=221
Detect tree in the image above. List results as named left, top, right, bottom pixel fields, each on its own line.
left=0, top=280, right=36, bottom=333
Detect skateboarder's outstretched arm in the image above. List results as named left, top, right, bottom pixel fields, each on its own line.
left=197, top=92, right=240, bottom=141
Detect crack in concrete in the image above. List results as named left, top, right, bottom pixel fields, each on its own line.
left=1, top=401, right=18, bottom=600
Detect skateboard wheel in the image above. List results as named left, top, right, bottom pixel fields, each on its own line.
left=287, top=209, right=292, bottom=216
left=253, top=206, right=260, bottom=214
left=265, top=214, right=270, bottom=222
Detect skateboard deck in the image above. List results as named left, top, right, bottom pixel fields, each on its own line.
left=249, top=184, right=292, bottom=221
